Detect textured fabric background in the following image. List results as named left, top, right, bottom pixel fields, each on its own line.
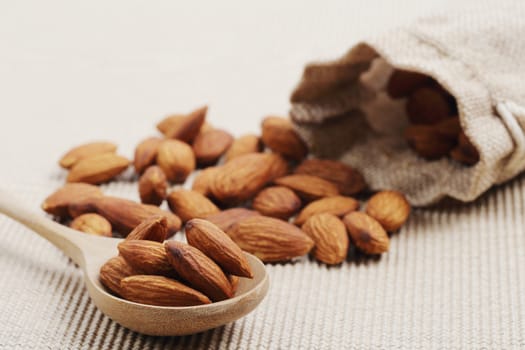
left=1, top=0, right=524, bottom=349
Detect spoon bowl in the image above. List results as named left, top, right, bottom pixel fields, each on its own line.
left=0, top=190, right=269, bottom=336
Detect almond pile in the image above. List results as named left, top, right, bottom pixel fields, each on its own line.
left=42, top=106, right=414, bottom=306
left=387, top=69, right=480, bottom=165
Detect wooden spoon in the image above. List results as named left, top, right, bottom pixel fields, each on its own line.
left=0, top=190, right=269, bottom=336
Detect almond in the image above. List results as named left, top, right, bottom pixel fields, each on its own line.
left=118, top=240, right=175, bottom=277
left=59, top=141, right=117, bottom=169
left=99, top=256, right=140, bottom=297
left=386, top=69, right=432, bottom=99
left=261, top=116, right=308, bottom=160
left=228, top=216, right=314, bottom=262
left=266, top=153, right=290, bottom=181
left=41, top=183, right=103, bottom=218
left=120, top=275, right=211, bottom=306
left=192, top=129, right=234, bottom=166
left=301, top=213, right=349, bottom=265
left=406, top=86, right=453, bottom=125
left=294, top=195, right=359, bottom=226
left=209, top=153, right=275, bottom=204
left=191, top=166, right=219, bottom=197
left=133, top=137, right=162, bottom=174
left=274, top=174, right=339, bottom=202
left=252, top=186, right=301, bottom=220
left=450, top=131, right=479, bottom=166
left=138, top=165, right=168, bottom=206
left=434, top=116, right=461, bottom=139
left=366, top=190, right=410, bottom=232
left=125, top=215, right=168, bottom=242
left=157, top=106, right=207, bottom=142
left=404, top=125, right=456, bottom=159
left=67, top=196, right=99, bottom=218
left=185, top=219, right=253, bottom=278
left=229, top=275, right=240, bottom=294
left=67, top=153, right=130, bottom=184
left=81, top=196, right=181, bottom=236
left=204, top=208, right=261, bottom=233
left=164, top=241, right=233, bottom=301
left=167, top=189, right=220, bottom=223
left=294, top=159, right=366, bottom=195
left=225, top=134, right=262, bottom=162
left=343, top=212, right=389, bottom=254
left=70, top=213, right=112, bottom=237
left=157, top=139, right=196, bottom=183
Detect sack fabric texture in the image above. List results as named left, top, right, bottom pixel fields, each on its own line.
left=291, top=2, right=525, bottom=206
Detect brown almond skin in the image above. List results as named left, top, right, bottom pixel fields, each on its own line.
left=138, top=165, right=168, bottom=206
left=191, top=166, right=219, bottom=197
left=67, top=153, right=130, bottom=184
left=158, top=106, right=207, bottom=142
left=266, top=153, right=290, bottom=181
left=205, top=208, right=261, bottom=234
left=228, top=216, right=314, bottom=263
left=167, top=190, right=220, bottom=223
left=302, top=213, right=349, bottom=265
left=294, top=195, right=359, bottom=226
left=294, top=159, right=366, bottom=196
left=133, top=137, right=162, bottom=174
left=70, top=213, right=112, bottom=237
left=120, top=275, right=211, bottom=307
left=41, top=183, right=103, bottom=218
left=229, top=275, right=240, bottom=295
left=406, top=87, right=453, bottom=125
left=225, top=134, right=262, bottom=162
left=185, top=219, right=253, bottom=278
left=125, top=215, right=168, bottom=242
left=434, top=116, right=461, bottom=139
left=252, top=186, right=301, bottom=220
left=118, top=240, right=175, bottom=277
left=209, top=153, right=276, bottom=204
left=79, top=196, right=181, bottom=236
left=274, top=174, right=339, bottom=202
left=59, top=141, right=117, bottom=169
left=193, top=129, right=234, bottom=166
left=404, top=125, right=456, bottom=159
left=261, top=116, right=308, bottom=160
left=366, top=191, right=410, bottom=232
left=164, top=241, right=233, bottom=302
left=450, top=131, right=480, bottom=166
left=386, top=69, right=432, bottom=99
left=157, top=139, right=196, bottom=183
left=343, top=212, right=389, bottom=255
left=99, top=256, right=140, bottom=297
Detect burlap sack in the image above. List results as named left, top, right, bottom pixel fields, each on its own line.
left=290, top=2, right=525, bottom=206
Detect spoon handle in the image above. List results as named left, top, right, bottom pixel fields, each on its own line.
left=0, top=188, right=89, bottom=266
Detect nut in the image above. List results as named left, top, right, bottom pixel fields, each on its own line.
left=404, top=125, right=456, bottom=159
left=192, top=129, right=234, bottom=166
left=274, top=174, right=339, bottom=202
left=406, top=87, right=453, bottom=125
left=157, top=139, right=196, bottom=183
left=185, top=218, right=253, bottom=278
left=229, top=275, right=239, bottom=294
left=59, top=141, right=117, bottom=169
left=167, top=189, right=220, bottom=223
left=301, top=213, right=349, bottom=265
left=252, top=186, right=301, bottom=220
left=450, top=131, right=479, bottom=166
left=125, top=215, right=168, bottom=242
left=366, top=190, right=410, bottom=232
left=294, top=195, right=359, bottom=226
left=99, top=256, right=140, bottom=297
left=118, top=240, right=175, bottom=277
left=41, top=183, right=103, bottom=218
left=225, top=134, right=262, bottom=162
left=386, top=69, right=432, bottom=99
left=133, top=137, right=162, bottom=174
left=294, top=159, right=366, bottom=196
left=157, top=105, right=207, bottom=142
left=266, top=153, right=290, bottom=181
left=119, top=275, right=211, bottom=307
left=261, top=116, right=308, bottom=160
left=70, top=213, right=112, bottom=237
left=228, top=216, right=314, bottom=262
left=343, top=212, right=389, bottom=255
left=138, top=165, right=168, bottom=206
left=164, top=241, right=233, bottom=302
left=191, top=166, right=219, bottom=197
left=204, top=208, right=261, bottom=233
left=67, top=153, right=130, bottom=184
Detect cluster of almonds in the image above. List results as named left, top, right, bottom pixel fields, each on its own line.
left=41, top=106, right=412, bottom=305
left=387, top=69, right=480, bottom=165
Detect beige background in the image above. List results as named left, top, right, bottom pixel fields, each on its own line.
left=1, top=0, right=524, bottom=349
